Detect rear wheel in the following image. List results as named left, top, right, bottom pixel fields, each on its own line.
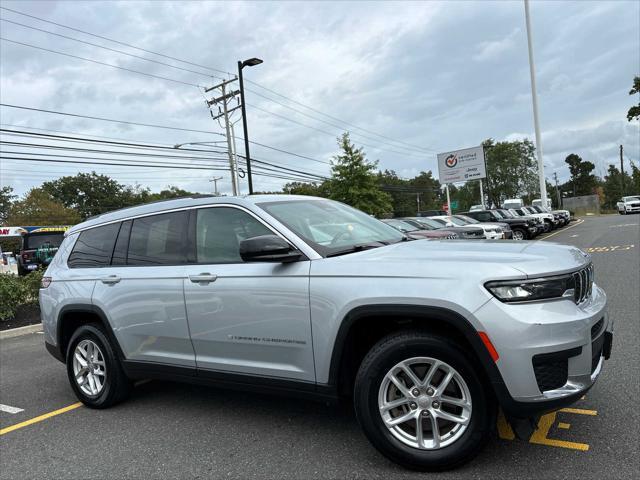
left=354, top=331, right=495, bottom=471
left=66, top=324, right=131, bottom=408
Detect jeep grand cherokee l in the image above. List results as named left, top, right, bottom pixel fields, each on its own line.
left=40, top=195, right=612, bottom=470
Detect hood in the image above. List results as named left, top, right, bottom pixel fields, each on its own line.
left=317, top=239, right=591, bottom=279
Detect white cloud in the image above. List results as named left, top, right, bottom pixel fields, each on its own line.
left=473, top=28, right=521, bottom=62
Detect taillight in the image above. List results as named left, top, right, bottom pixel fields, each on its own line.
left=41, top=276, right=52, bottom=288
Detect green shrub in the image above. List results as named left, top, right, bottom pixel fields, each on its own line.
left=0, top=270, right=44, bottom=321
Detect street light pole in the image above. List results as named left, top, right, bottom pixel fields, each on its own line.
left=238, top=58, right=263, bottom=195
left=524, top=0, right=548, bottom=206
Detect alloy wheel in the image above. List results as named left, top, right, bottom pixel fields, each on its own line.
left=378, top=357, right=472, bottom=450
left=73, top=339, right=107, bottom=397
left=513, top=230, right=525, bottom=240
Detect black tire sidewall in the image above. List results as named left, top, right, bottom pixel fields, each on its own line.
left=66, top=324, right=125, bottom=408
left=354, top=333, right=494, bottom=471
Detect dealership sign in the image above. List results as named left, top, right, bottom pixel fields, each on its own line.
left=437, top=146, right=486, bottom=184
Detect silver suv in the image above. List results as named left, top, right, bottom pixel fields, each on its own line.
left=40, top=195, right=613, bottom=470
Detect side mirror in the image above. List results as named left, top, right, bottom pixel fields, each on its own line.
left=239, top=235, right=302, bottom=263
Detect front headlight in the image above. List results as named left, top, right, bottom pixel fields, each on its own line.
left=485, top=276, right=573, bottom=302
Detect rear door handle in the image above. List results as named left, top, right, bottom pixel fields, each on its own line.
left=189, top=273, right=217, bottom=284
left=100, top=275, right=121, bottom=284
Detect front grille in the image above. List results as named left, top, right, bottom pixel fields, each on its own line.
left=532, top=347, right=581, bottom=392
left=572, top=264, right=593, bottom=304
left=591, top=318, right=604, bottom=339
left=446, top=234, right=458, bottom=240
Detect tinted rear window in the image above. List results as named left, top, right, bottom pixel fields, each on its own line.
left=127, top=211, right=187, bottom=265
left=68, top=223, right=120, bottom=268
left=23, top=233, right=64, bottom=250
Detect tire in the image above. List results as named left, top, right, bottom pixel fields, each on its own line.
left=543, top=220, right=552, bottom=232
left=354, top=331, right=496, bottom=471
left=66, top=324, right=132, bottom=408
left=512, top=228, right=526, bottom=241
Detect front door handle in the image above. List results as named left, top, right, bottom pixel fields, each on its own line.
left=100, top=275, right=121, bottom=284
left=189, top=273, right=217, bottom=284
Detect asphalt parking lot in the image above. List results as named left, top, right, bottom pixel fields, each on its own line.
left=1, top=214, right=638, bottom=479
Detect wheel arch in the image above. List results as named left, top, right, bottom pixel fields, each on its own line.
left=56, top=304, right=126, bottom=363
left=327, top=304, right=510, bottom=404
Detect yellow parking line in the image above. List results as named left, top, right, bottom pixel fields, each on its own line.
left=0, top=402, right=83, bottom=436
left=560, top=407, right=597, bottom=416
left=558, top=422, right=571, bottom=429
left=538, top=218, right=584, bottom=241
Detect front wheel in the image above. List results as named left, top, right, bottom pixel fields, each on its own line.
left=512, top=229, right=526, bottom=241
left=66, top=324, right=132, bottom=408
left=354, top=331, right=495, bottom=471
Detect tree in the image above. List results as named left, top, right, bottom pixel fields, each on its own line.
left=7, top=188, right=81, bottom=225
left=602, top=165, right=633, bottom=209
left=42, top=172, right=128, bottom=219
left=631, top=162, right=640, bottom=193
left=325, top=133, right=392, bottom=215
left=627, top=76, right=640, bottom=122
left=1, top=186, right=16, bottom=225
left=565, top=153, right=597, bottom=196
left=482, top=138, right=539, bottom=207
left=282, top=181, right=327, bottom=197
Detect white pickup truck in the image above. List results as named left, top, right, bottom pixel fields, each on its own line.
left=616, top=195, right=640, bottom=214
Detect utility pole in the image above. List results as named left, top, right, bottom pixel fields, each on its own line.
left=524, top=0, right=548, bottom=206
left=209, top=176, right=223, bottom=196
left=416, top=192, right=421, bottom=214
left=553, top=172, right=561, bottom=208
left=204, top=78, right=242, bottom=195
left=620, top=145, right=625, bottom=195
left=479, top=179, right=485, bottom=209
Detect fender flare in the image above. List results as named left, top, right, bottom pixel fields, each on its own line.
left=54, top=304, right=127, bottom=362
left=326, top=304, right=517, bottom=412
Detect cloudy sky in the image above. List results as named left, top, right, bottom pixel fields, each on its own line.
left=1, top=0, right=638, bottom=197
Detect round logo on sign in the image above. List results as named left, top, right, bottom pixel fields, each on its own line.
left=445, top=154, right=458, bottom=168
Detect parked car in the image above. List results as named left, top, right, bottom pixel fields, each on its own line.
left=400, top=217, right=485, bottom=240
left=17, top=228, right=67, bottom=275
left=469, top=205, right=484, bottom=212
left=495, top=209, right=545, bottom=236
left=430, top=215, right=510, bottom=240
left=416, top=209, right=447, bottom=217
left=461, top=210, right=537, bottom=240
left=616, top=195, right=640, bottom=214
left=510, top=207, right=554, bottom=233
left=40, top=195, right=612, bottom=470
left=529, top=206, right=562, bottom=227
left=381, top=219, right=458, bottom=240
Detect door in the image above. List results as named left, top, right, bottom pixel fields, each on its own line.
left=91, top=212, right=196, bottom=367
left=183, top=206, right=314, bottom=381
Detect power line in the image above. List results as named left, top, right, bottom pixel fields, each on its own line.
left=0, top=6, right=436, bottom=153
left=0, top=37, right=203, bottom=88
left=0, top=18, right=219, bottom=80
left=0, top=6, right=232, bottom=76
left=0, top=104, right=331, bottom=165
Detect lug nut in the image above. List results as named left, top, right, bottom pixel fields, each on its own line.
left=421, top=410, right=430, bottom=416
left=426, top=387, right=435, bottom=396
left=410, top=402, right=417, bottom=409
left=432, top=401, right=440, bottom=409
left=411, top=388, right=420, bottom=396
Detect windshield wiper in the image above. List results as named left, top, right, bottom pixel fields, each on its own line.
left=326, top=241, right=389, bottom=257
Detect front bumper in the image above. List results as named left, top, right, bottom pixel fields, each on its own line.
left=484, top=231, right=503, bottom=240
left=474, top=284, right=611, bottom=417
left=625, top=205, right=640, bottom=213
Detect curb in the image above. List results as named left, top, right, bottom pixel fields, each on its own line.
left=0, top=323, right=43, bottom=340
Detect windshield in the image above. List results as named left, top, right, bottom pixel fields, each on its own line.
left=531, top=206, right=543, bottom=213
left=453, top=215, right=478, bottom=225
left=491, top=210, right=505, bottom=219
left=623, top=196, right=640, bottom=201
left=383, top=219, right=418, bottom=232
left=429, top=218, right=448, bottom=227
left=23, top=233, right=64, bottom=250
left=522, top=207, right=535, bottom=214
left=258, top=199, right=404, bottom=256
left=498, top=209, right=514, bottom=218
left=414, top=218, right=442, bottom=230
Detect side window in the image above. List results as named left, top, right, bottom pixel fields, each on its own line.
left=128, top=211, right=188, bottom=265
left=196, top=207, right=272, bottom=263
left=67, top=223, right=120, bottom=268
left=479, top=213, right=491, bottom=222
left=111, top=220, right=132, bottom=265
